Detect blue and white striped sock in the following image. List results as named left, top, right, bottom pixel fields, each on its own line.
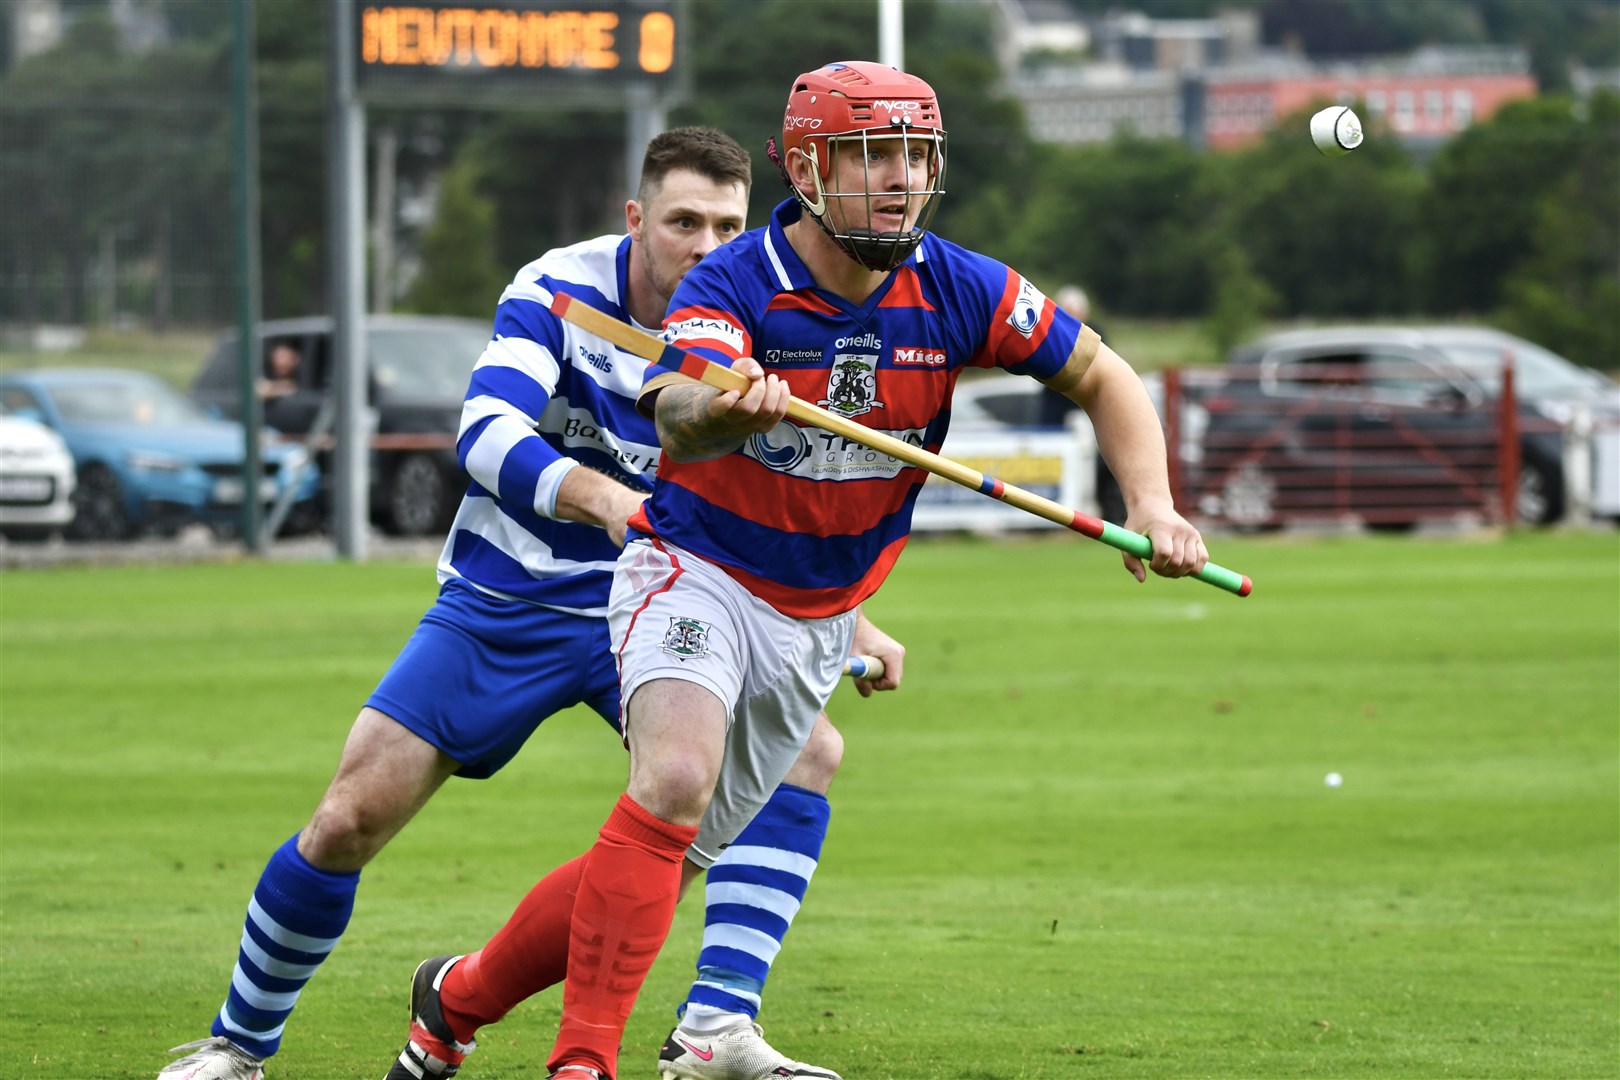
left=210, top=834, right=359, bottom=1059
left=680, top=784, right=830, bottom=1030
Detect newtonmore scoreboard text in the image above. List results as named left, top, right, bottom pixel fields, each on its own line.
left=357, top=1, right=680, bottom=102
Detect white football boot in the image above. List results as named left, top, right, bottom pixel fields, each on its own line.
left=657, top=1022, right=842, bottom=1080
left=157, top=1037, right=266, bottom=1080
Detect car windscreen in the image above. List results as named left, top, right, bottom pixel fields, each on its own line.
left=1432, top=340, right=1608, bottom=398
left=50, top=378, right=210, bottom=425
left=368, top=326, right=488, bottom=400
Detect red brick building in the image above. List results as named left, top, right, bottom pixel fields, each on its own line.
left=1201, top=49, right=1537, bottom=150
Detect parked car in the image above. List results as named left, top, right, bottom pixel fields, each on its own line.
left=0, top=368, right=320, bottom=541
left=1391, top=326, right=1620, bottom=519
left=191, top=315, right=490, bottom=536
left=947, top=323, right=1618, bottom=528
left=948, top=369, right=1169, bottom=524
left=0, top=402, right=77, bottom=540
left=1218, top=326, right=1620, bottom=525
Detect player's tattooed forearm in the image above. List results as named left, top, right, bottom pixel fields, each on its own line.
left=656, top=385, right=749, bottom=460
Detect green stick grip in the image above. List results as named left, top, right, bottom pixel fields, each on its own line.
left=1095, top=521, right=1252, bottom=597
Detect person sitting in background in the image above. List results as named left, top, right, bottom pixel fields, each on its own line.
left=258, top=341, right=301, bottom=401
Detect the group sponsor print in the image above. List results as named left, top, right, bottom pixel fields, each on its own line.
left=745, top=422, right=925, bottom=481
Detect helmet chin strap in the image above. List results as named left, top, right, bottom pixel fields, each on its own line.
left=837, top=227, right=923, bottom=272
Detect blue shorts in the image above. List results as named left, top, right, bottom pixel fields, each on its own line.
left=367, top=578, right=621, bottom=779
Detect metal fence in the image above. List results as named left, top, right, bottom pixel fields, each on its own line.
left=0, top=4, right=239, bottom=340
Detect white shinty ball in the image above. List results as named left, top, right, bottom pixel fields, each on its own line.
left=1310, top=106, right=1363, bottom=156
left=1324, top=771, right=1344, bottom=788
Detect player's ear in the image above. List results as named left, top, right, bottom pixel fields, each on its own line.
left=625, top=199, right=643, bottom=241
left=786, top=148, right=815, bottom=194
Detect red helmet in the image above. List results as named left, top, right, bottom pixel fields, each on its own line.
left=773, top=61, right=947, bottom=271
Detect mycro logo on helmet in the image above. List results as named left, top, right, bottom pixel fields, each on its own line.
left=873, top=100, right=922, bottom=112
left=785, top=115, right=823, bottom=130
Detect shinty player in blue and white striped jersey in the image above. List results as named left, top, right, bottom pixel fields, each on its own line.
left=156, top=127, right=902, bottom=1080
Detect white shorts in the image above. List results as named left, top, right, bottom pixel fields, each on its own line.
left=608, top=537, right=855, bottom=867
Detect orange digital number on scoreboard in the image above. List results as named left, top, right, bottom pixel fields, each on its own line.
left=638, top=11, right=673, bottom=74
left=359, top=3, right=675, bottom=74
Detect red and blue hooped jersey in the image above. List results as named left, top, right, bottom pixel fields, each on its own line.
left=633, top=199, right=1092, bottom=618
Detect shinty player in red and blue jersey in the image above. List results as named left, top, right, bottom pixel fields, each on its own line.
left=485, top=62, right=1211, bottom=1080
left=637, top=68, right=1207, bottom=614
left=642, top=200, right=1095, bottom=615
left=641, top=61, right=1210, bottom=1078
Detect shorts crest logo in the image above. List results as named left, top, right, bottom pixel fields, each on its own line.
left=660, top=616, right=712, bottom=660
left=819, top=355, right=883, bottom=418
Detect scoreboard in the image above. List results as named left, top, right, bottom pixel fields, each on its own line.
left=356, top=0, right=682, bottom=103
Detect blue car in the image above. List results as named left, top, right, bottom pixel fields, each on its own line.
left=0, top=368, right=321, bottom=541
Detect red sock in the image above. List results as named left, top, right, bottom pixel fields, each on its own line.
left=437, top=855, right=586, bottom=1041
left=548, top=794, right=697, bottom=1078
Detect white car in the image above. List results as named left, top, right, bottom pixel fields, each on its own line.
left=0, top=410, right=77, bottom=539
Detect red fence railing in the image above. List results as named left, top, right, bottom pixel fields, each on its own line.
left=1159, top=361, right=1552, bottom=529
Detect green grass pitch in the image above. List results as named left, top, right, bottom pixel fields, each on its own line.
left=2, top=531, right=1616, bottom=1078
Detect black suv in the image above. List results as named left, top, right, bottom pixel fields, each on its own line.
left=192, top=315, right=490, bottom=536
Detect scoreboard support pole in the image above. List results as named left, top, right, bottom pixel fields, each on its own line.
left=323, top=2, right=687, bottom=562
left=624, top=83, right=668, bottom=207
left=329, top=0, right=370, bottom=561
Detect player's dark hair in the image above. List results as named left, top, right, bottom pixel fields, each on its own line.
left=638, top=126, right=751, bottom=205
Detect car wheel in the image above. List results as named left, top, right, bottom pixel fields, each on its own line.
left=383, top=453, right=452, bottom=536
left=1516, top=454, right=1562, bottom=525
left=67, top=464, right=132, bottom=541
left=0, top=525, right=57, bottom=543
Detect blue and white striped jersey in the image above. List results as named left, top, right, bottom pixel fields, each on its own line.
left=436, top=233, right=660, bottom=616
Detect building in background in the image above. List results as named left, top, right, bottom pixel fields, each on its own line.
left=992, top=0, right=1091, bottom=75
left=1192, top=46, right=1537, bottom=152
left=995, top=1, right=1538, bottom=153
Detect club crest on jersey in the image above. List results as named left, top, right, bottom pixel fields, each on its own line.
left=1006, top=276, right=1047, bottom=339
left=819, top=355, right=884, bottom=418
left=660, top=617, right=712, bottom=660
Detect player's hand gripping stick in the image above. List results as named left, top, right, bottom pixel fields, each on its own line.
left=550, top=293, right=1252, bottom=597
left=844, top=655, right=885, bottom=680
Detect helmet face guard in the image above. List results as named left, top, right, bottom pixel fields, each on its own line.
left=800, top=126, right=946, bottom=272
left=774, top=62, right=948, bottom=272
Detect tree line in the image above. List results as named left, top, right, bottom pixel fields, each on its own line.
left=0, top=0, right=1614, bottom=369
